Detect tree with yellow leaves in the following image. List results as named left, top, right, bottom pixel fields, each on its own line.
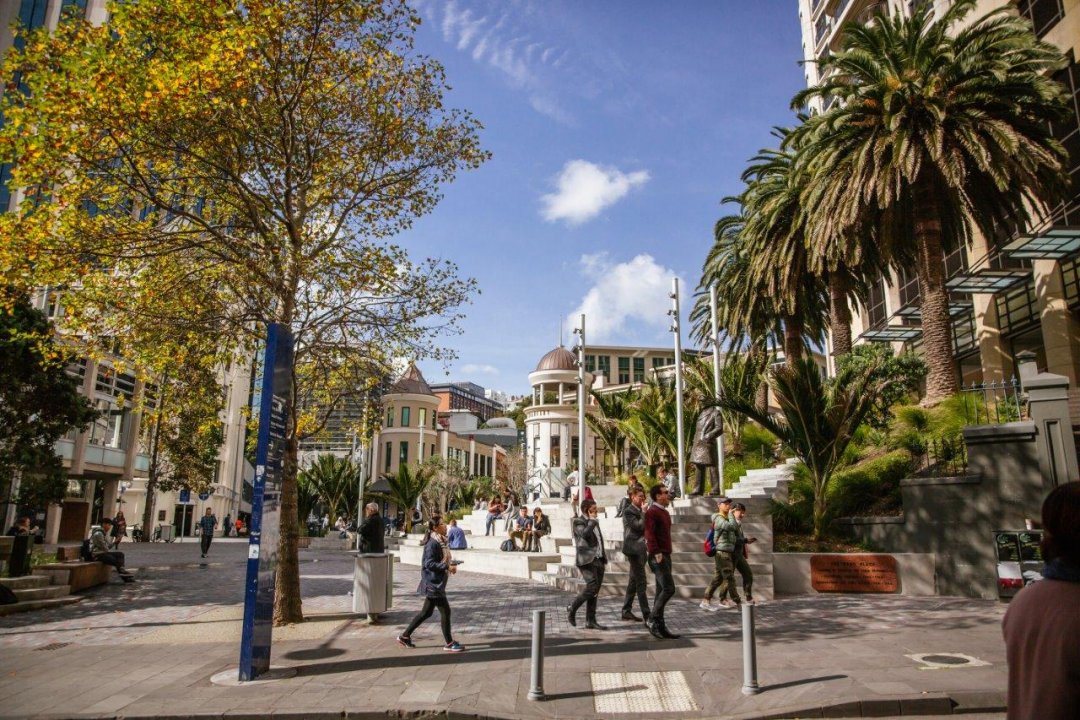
left=0, top=0, right=487, bottom=624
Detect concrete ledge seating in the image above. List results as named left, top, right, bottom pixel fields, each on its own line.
left=393, top=544, right=560, bottom=580
left=33, top=562, right=112, bottom=592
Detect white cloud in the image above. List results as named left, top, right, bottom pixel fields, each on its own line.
left=568, top=253, right=684, bottom=343
left=461, top=363, right=499, bottom=376
left=541, top=160, right=649, bottom=225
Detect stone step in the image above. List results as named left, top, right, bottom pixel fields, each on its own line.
left=0, top=575, right=50, bottom=590
left=392, top=545, right=560, bottom=580
left=0, top=595, right=83, bottom=617
left=13, top=585, right=72, bottom=602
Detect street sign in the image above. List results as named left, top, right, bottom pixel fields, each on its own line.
left=178, top=489, right=191, bottom=504
left=239, top=323, right=294, bottom=682
left=198, top=492, right=210, bottom=501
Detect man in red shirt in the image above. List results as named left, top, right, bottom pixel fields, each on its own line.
left=644, top=484, right=679, bottom=639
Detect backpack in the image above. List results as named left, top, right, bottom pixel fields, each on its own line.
left=0, top=583, right=17, bottom=605
left=80, top=538, right=95, bottom=562
left=703, top=528, right=716, bottom=557
left=500, top=539, right=515, bottom=552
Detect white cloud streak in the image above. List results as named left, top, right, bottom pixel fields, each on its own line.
left=569, top=253, right=684, bottom=343
left=461, top=363, right=499, bottom=376
left=540, top=160, right=649, bottom=225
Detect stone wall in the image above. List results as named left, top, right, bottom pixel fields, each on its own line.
left=773, top=552, right=936, bottom=596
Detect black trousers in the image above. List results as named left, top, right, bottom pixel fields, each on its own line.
left=200, top=533, right=213, bottom=555
left=648, top=555, right=676, bottom=620
left=96, top=551, right=129, bottom=575
left=570, top=559, right=605, bottom=620
left=404, top=596, right=453, bottom=644
left=622, top=553, right=650, bottom=616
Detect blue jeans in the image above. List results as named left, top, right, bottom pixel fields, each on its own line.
left=485, top=513, right=498, bottom=535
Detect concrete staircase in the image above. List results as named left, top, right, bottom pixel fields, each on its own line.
left=0, top=574, right=82, bottom=616
left=726, top=458, right=798, bottom=503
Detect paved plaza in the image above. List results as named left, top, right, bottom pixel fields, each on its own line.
left=0, top=542, right=1007, bottom=719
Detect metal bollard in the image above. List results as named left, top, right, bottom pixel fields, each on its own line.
left=528, top=610, right=546, bottom=701
left=741, top=602, right=760, bottom=695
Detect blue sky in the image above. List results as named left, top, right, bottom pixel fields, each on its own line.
left=405, top=1, right=806, bottom=395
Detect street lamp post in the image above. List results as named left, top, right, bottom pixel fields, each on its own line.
left=573, top=314, right=586, bottom=490
left=669, top=278, right=686, bottom=497
left=709, top=284, right=725, bottom=487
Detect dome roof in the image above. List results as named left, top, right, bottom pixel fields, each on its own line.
left=389, top=362, right=434, bottom=396
left=485, top=417, right=515, bottom=429
left=535, top=346, right=577, bottom=372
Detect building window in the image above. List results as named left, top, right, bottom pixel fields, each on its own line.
left=1017, top=0, right=1064, bottom=39
left=996, top=278, right=1040, bottom=337
left=618, top=357, right=630, bottom=384
left=897, top=266, right=919, bottom=309
left=385, top=407, right=393, bottom=428
left=464, top=451, right=470, bottom=475
left=866, top=278, right=887, bottom=328
left=651, top=356, right=673, bottom=369
left=633, top=357, right=645, bottom=382
left=401, top=406, right=410, bottom=428
left=597, top=355, right=611, bottom=381
left=585, top=354, right=595, bottom=373
left=418, top=408, right=426, bottom=429
left=399, top=441, right=409, bottom=465
left=952, top=310, right=978, bottom=357
left=384, top=442, right=392, bottom=472
left=431, top=443, right=436, bottom=459
left=1062, top=256, right=1080, bottom=308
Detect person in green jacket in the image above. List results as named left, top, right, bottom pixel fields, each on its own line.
left=700, top=497, right=741, bottom=610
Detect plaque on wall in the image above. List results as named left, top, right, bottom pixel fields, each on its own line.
left=810, top=554, right=900, bottom=593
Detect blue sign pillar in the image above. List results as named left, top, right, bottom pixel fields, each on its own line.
left=239, top=323, right=294, bottom=681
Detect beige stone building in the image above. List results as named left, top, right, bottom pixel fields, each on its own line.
left=797, top=0, right=1080, bottom=426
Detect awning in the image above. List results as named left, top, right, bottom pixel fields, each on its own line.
left=945, top=269, right=1030, bottom=294
left=858, top=326, right=923, bottom=342
left=890, top=302, right=973, bottom=321
left=1003, top=227, right=1080, bottom=260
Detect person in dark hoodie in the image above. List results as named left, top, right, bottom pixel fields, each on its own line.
left=398, top=515, right=465, bottom=652
left=566, top=499, right=608, bottom=630
left=620, top=486, right=650, bottom=623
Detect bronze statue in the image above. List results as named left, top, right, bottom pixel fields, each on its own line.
left=689, top=406, right=723, bottom=496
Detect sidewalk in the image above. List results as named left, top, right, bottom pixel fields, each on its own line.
left=0, top=543, right=1008, bottom=719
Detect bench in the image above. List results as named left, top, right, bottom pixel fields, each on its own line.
left=33, top=562, right=111, bottom=592
left=55, top=545, right=83, bottom=562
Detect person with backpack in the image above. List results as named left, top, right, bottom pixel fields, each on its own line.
left=398, top=515, right=465, bottom=652
left=566, top=499, right=607, bottom=630
left=701, top=497, right=740, bottom=610
left=87, top=518, right=134, bottom=583
left=198, top=508, right=218, bottom=558
left=620, top=486, right=650, bottom=623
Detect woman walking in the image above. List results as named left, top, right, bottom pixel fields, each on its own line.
left=398, top=516, right=465, bottom=652
left=566, top=499, right=608, bottom=630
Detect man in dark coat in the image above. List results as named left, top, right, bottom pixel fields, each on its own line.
left=566, top=499, right=608, bottom=630
left=358, top=502, right=385, bottom=554
left=620, top=487, right=650, bottom=623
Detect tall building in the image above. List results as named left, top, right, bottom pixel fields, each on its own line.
left=796, top=0, right=1080, bottom=425
left=429, top=380, right=505, bottom=422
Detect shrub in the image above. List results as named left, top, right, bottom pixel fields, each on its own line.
left=828, top=449, right=912, bottom=518
left=741, top=423, right=777, bottom=462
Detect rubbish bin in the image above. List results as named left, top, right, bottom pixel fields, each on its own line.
left=352, top=553, right=393, bottom=614
left=9, top=535, right=32, bottom=577
left=158, top=524, right=174, bottom=542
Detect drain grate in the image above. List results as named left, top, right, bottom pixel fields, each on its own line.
left=34, top=642, right=71, bottom=651
left=906, top=652, right=990, bottom=669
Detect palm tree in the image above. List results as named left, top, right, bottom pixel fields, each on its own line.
left=714, top=358, right=895, bottom=539
left=586, top=388, right=635, bottom=477
left=298, top=454, right=361, bottom=527
left=739, top=138, right=829, bottom=364
left=795, top=0, right=1070, bottom=403
left=375, top=463, right=432, bottom=533
left=683, top=352, right=766, bottom=455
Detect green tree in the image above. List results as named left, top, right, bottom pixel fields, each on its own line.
left=1, top=0, right=486, bottom=625
left=420, top=456, right=469, bottom=518
left=0, top=294, right=98, bottom=512
left=298, top=454, right=361, bottom=527
left=795, top=1, right=1069, bottom=403
left=715, top=358, right=895, bottom=539
left=835, top=345, right=927, bottom=430
left=585, top=388, right=635, bottom=477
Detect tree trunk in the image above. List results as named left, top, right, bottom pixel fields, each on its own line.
left=912, top=181, right=959, bottom=405
left=828, top=272, right=853, bottom=358
left=140, top=376, right=167, bottom=542
left=274, top=429, right=304, bottom=626
left=812, top=478, right=828, bottom=541
left=783, top=313, right=804, bottom=365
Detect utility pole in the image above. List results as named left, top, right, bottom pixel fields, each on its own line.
left=670, top=278, right=686, bottom=497
left=573, top=314, right=586, bottom=489
left=709, top=284, right=725, bottom=487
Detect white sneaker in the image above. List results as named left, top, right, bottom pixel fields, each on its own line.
left=720, top=599, right=737, bottom=609
left=699, top=600, right=718, bottom=612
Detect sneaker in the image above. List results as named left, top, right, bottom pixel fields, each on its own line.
left=699, top=600, right=717, bottom=612
left=397, top=635, right=415, bottom=649
left=443, top=641, right=465, bottom=653
left=720, top=599, right=737, bottom=609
